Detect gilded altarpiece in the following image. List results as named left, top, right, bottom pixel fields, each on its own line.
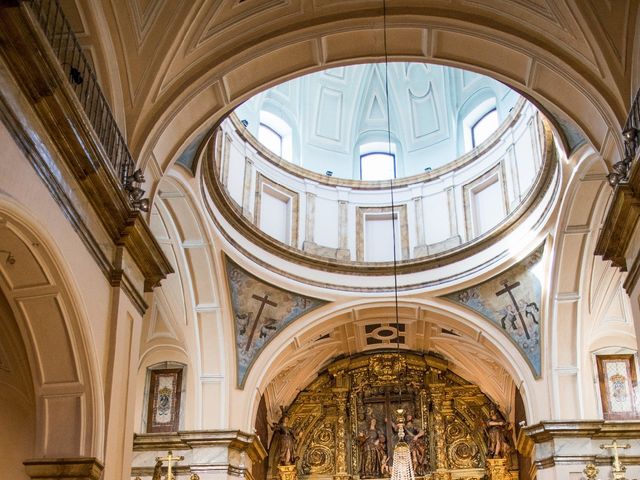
left=268, top=352, right=517, bottom=480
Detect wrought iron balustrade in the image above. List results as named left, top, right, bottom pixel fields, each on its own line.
left=26, top=0, right=148, bottom=210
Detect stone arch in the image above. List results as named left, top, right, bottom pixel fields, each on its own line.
left=545, top=143, right=636, bottom=420
left=141, top=171, right=232, bottom=430
left=0, top=201, right=102, bottom=459
left=0, top=285, right=35, bottom=479
left=136, top=11, right=626, bottom=188
left=239, top=297, right=545, bottom=432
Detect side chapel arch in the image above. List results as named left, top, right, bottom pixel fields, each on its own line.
left=0, top=201, right=103, bottom=459
left=243, top=298, right=544, bottom=434
left=141, top=172, right=232, bottom=430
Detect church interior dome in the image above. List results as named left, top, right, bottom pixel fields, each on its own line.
left=234, top=63, right=520, bottom=180
left=207, top=62, right=553, bottom=277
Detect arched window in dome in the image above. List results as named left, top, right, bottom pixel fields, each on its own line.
left=359, top=141, right=396, bottom=181
left=471, top=108, right=499, bottom=147
left=258, top=110, right=292, bottom=161
left=461, top=97, right=498, bottom=153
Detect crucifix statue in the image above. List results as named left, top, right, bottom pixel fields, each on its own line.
left=600, top=440, right=631, bottom=478
left=155, top=450, right=184, bottom=480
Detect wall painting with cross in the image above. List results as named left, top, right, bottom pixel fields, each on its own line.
left=443, top=244, right=544, bottom=377
left=225, top=256, right=329, bottom=387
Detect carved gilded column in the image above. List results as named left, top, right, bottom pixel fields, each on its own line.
left=419, top=388, right=428, bottom=432
left=486, top=458, right=512, bottom=480
left=277, top=464, right=298, bottom=480
left=430, top=384, right=451, bottom=480
left=349, top=390, right=359, bottom=475
left=333, top=389, right=350, bottom=480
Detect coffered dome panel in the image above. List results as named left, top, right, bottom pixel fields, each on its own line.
left=235, top=63, right=519, bottom=179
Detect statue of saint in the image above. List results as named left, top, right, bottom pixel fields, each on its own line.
left=377, top=432, right=390, bottom=476
left=151, top=459, right=163, bottom=480
left=405, top=417, right=428, bottom=475
left=357, top=417, right=382, bottom=478
left=485, top=407, right=512, bottom=459
left=272, top=414, right=297, bottom=465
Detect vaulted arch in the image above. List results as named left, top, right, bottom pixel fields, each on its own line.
left=0, top=202, right=103, bottom=459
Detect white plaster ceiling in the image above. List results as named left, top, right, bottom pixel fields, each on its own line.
left=235, top=63, right=520, bottom=178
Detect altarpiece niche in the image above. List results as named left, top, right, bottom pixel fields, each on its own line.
left=268, top=352, right=516, bottom=480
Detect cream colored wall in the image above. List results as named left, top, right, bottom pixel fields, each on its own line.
left=546, top=144, right=638, bottom=420
left=0, top=117, right=145, bottom=479
left=135, top=171, right=231, bottom=432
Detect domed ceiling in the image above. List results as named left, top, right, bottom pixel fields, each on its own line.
left=234, top=63, right=520, bottom=179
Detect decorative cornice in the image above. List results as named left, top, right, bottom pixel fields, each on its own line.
left=23, top=457, right=104, bottom=480
left=524, top=420, right=640, bottom=443
left=595, top=154, right=640, bottom=293
left=133, top=430, right=267, bottom=463
left=0, top=2, right=173, bottom=301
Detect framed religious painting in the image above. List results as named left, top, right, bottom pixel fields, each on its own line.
left=596, top=354, right=639, bottom=420
left=146, top=368, right=183, bottom=433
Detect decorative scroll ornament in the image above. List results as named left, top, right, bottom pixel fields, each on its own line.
left=301, top=422, right=334, bottom=474
left=583, top=463, right=599, bottom=480
left=369, top=354, right=406, bottom=382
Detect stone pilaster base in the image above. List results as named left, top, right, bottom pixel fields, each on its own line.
left=23, top=457, right=103, bottom=480
left=486, top=458, right=512, bottom=480
left=277, top=464, right=298, bottom=480
left=333, top=473, right=351, bottom=480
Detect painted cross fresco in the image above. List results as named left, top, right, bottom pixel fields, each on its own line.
left=443, top=244, right=544, bottom=377
left=225, top=257, right=329, bottom=387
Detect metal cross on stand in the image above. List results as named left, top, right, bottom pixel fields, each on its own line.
left=156, top=450, right=184, bottom=480
left=600, top=440, right=631, bottom=477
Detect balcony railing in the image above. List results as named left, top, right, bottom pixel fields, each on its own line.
left=27, top=0, right=148, bottom=210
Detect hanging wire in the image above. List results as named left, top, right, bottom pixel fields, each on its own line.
left=382, top=0, right=401, bottom=361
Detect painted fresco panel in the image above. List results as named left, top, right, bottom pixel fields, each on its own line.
left=444, top=245, right=544, bottom=376
left=225, top=257, right=328, bottom=387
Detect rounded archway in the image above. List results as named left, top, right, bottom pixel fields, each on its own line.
left=0, top=287, right=35, bottom=479
left=0, top=204, right=102, bottom=459
left=238, top=299, right=544, bottom=433
left=136, top=7, right=625, bottom=185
